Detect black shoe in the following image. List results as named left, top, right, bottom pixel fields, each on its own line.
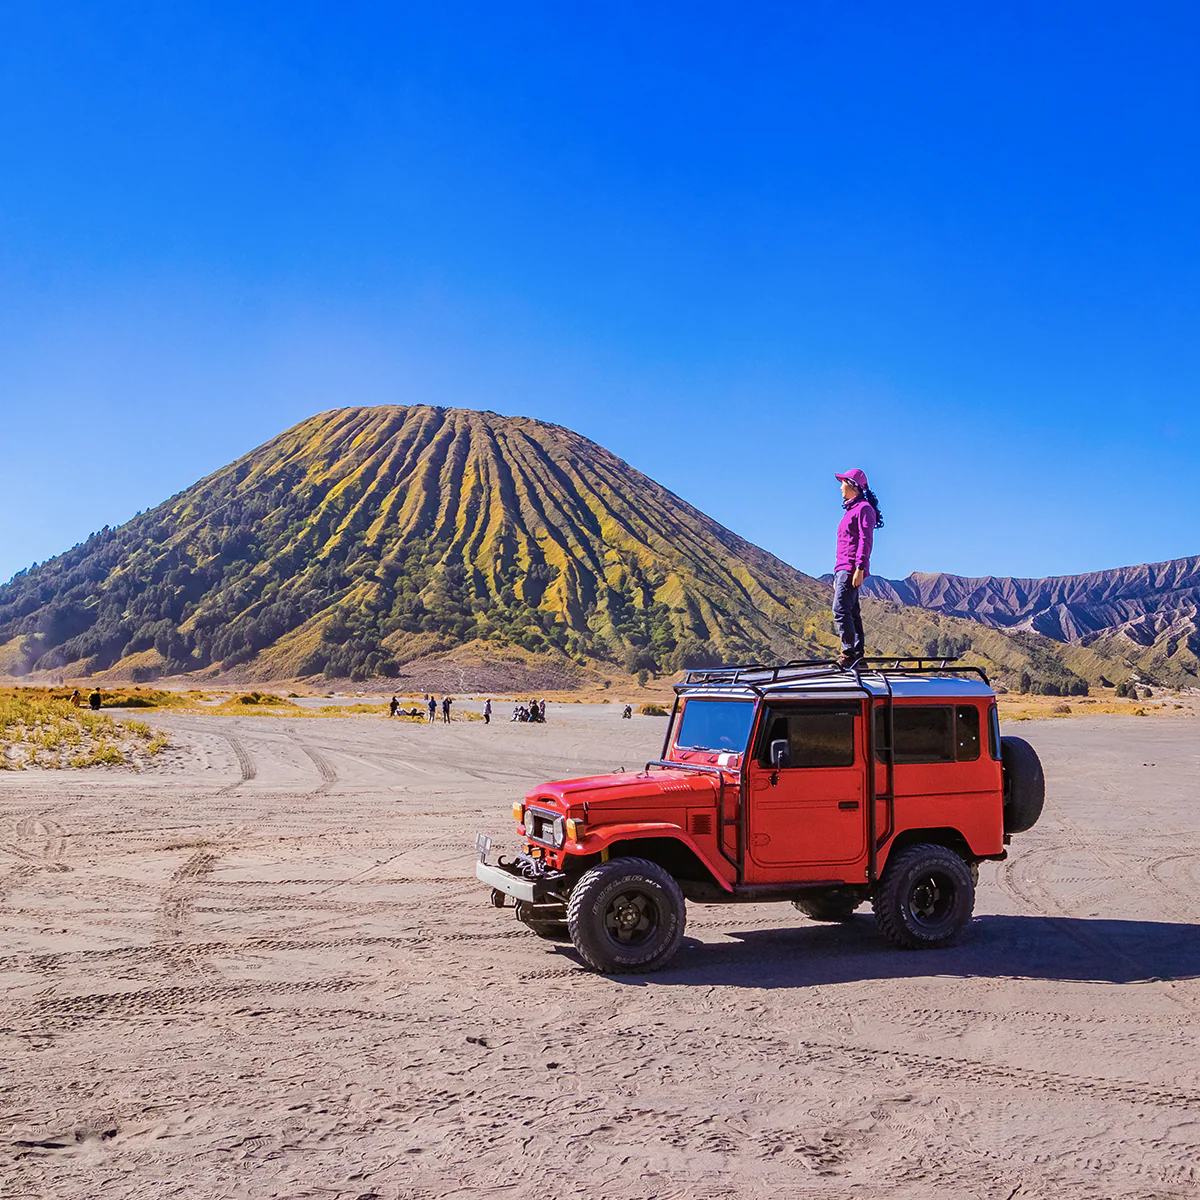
left=836, top=654, right=856, bottom=669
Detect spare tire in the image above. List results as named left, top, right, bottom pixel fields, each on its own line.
left=1001, top=735, right=1045, bottom=833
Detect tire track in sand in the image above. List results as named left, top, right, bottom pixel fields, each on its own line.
left=0, top=817, right=69, bottom=902
left=793, top=1037, right=1200, bottom=1113
left=218, top=735, right=256, bottom=794
left=0, top=816, right=68, bottom=871
left=997, top=849, right=1200, bottom=1013
left=290, top=736, right=337, bottom=794
left=2, top=927, right=530, bottom=973
left=25, top=977, right=365, bottom=1020
left=159, top=848, right=221, bottom=936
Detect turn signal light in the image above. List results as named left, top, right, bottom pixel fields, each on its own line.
left=512, top=802, right=524, bottom=822
left=564, top=818, right=585, bottom=842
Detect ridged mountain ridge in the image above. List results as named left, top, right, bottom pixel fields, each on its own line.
left=864, top=557, right=1200, bottom=685
left=0, top=405, right=1127, bottom=690
left=0, top=406, right=832, bottom=682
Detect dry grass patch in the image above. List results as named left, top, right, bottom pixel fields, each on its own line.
left=207, top=691, right=301, bottom=713
left=0, top=688, right=169, bottom=769
left=998, top=693, right=1195, bottom=720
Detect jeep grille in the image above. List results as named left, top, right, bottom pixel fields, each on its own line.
left=524, top=806, right=564, bottom=849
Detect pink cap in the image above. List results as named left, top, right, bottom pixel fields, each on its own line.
left=835, top=468, right=869, bottom=490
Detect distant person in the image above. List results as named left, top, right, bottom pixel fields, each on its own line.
left=389, top=696, right=399, bottom=717
left=69, top=689, right=82, bottom=708
left=88, top=688, right=102, bottom=711
left=442, top=695, right=452, bottom=724
left=623, top=704, right=632, bottom=719
left=833, top=469, right=884, bottom=670
left=511, top=704, right=521, bottom=722
left=483, top=698, right=492, bottom=725
left=538, top=699, right=546, bottom=723
left=427, top=696, right=437, bottom=722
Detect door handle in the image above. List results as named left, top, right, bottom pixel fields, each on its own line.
left=838, top=800, right=859, bottom=811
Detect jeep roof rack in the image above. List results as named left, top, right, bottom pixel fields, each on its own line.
left=677, top=656, right=990, bottom=692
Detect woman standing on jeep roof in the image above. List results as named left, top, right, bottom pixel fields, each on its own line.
left=833, top=469, right=884, bottom=669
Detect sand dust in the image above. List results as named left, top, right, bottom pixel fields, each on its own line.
left=1, top=706, right=1198, bottom=1199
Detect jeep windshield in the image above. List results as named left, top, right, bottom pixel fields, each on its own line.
left=674, top=699, right=755, bottom=753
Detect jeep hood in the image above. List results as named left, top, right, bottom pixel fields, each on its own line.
left=527, top=768, right=723, bottom=812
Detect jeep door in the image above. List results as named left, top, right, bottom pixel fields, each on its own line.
left=747, top=700, right=867, bottom=869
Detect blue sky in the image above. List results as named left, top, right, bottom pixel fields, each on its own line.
left=2, top=2, right=1198, bottom=586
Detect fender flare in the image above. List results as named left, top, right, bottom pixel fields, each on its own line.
left=574, top=822, right=734, bottom=892
left=877, top=826, right=997, bottom=872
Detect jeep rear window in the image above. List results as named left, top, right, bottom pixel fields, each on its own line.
left=874, top=705, right=981, bottom=764
left=675, top=699, right=755, bottom=752
left=956, top=706, right=981, bottom=760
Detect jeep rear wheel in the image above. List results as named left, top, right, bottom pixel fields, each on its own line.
left=873, top=843, right=975, bottom=949
left=566, top=857, right=686, bottom=974
left=792, top=893, right=861, bottom=922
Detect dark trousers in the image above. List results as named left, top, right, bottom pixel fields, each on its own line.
left=832, top=570, right=865, bottom=660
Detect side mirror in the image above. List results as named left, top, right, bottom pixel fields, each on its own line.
left=770, top=739, right=790, bottom=770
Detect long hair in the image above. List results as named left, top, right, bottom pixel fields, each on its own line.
left=862, top=485, right=884, bottom=528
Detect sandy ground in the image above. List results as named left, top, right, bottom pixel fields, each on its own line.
left=1, top=707, right=1198, bottom=1200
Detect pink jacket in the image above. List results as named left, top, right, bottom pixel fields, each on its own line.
left=835, top=498, right=877, bottom=575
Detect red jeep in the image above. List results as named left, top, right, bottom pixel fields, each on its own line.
left=476, top=658, right=1044, bottom=973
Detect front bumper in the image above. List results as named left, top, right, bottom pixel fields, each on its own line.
left=475, top=836, right=568, bottom=903
left=476, top=859, right=544, bottom=902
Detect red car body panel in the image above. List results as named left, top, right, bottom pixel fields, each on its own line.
left=516, top=686, right=1006, bottom=893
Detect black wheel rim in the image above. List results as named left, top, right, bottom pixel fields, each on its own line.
left=907, top=872, right=956, bottom=929
left=603, top=889, right=659, bottom=947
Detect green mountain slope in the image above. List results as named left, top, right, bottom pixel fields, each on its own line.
left=0, top=405, right=1122, bottom=691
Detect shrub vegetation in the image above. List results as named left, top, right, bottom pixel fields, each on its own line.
left=0, top=688, right=168, bottom=769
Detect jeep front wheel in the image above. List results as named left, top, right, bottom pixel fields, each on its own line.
left=566, top=857, right=686, bottom=974
left=873, top=843, right=975, bottom=949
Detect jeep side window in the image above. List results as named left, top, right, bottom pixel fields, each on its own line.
left=874, top=705, right=981, bottom=764
left=756, top=704, right=857, bottom=768
left=988, top=703, right=1001, bottom=760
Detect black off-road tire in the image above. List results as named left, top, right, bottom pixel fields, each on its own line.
left=792, top=893, right=861, bottom=922
left=566, top=857, right=686, bottom=974
left=515, top=900, right=571, bottom=942
left=1001, top=735, right=1045, bottom=834
left=873, top=843, right=975, bottom=949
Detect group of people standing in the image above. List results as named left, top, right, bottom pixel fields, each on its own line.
left=387, top=694, right=497, bottom=724
left=385, top=693, right=549, bottom=723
